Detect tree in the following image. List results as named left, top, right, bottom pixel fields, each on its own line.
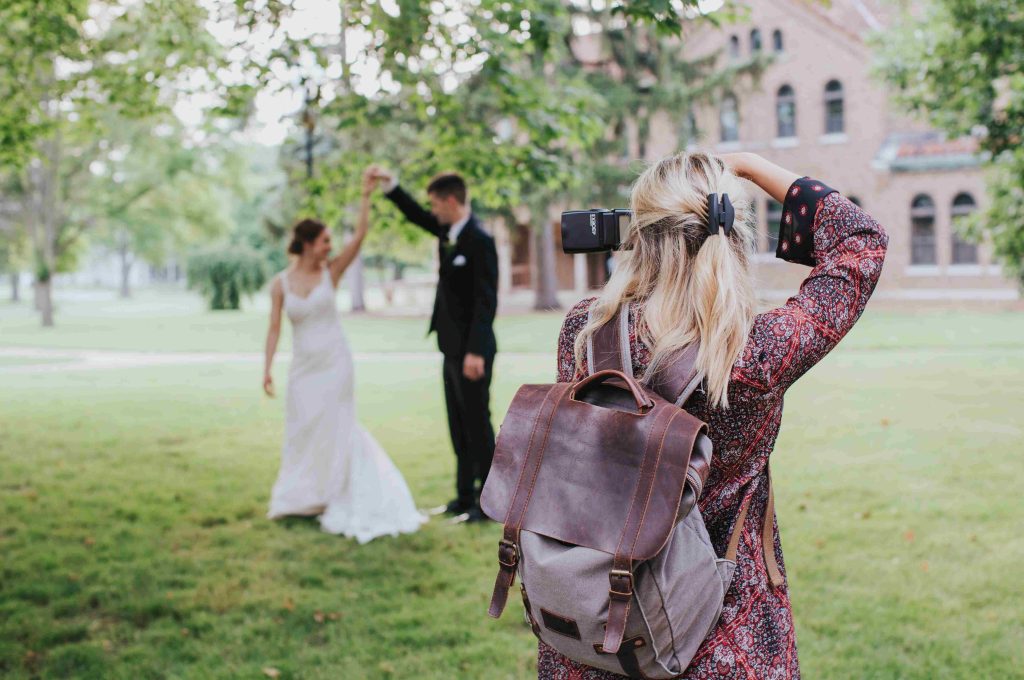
left=1, top=0, right=228, bottom=325
left=187, top=247, right=269, bottom=310
left=0, top=219, right=28, bottom=302
left=88, top=118, right=236, bottom=298
left=875, top=0, right=1024, bottom=287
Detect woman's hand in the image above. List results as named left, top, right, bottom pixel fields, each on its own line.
left=718, top=152, right=800, bottom=203
left=719, top=152, right=756, bottom=181
left=263, top=372, right=275, bottom=398
left=362, top=166, right=379, bottom=197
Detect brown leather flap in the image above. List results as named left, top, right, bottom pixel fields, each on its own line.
left=481, top=381, right=707, bottom=560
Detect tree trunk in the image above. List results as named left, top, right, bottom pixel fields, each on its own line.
left=10, top=273, right=19, bottom=302
left=119, top=243, right=133, bottom=299
left=533, top=217, right=561, bottom=311
left=348, top=252, right=366, bottom=312
left=37, top=277, right=54, bottom=327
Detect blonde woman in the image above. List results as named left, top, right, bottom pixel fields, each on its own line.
left=540, top=152, right=888, bottom=678
left=263, top=168, right=425, bottom=542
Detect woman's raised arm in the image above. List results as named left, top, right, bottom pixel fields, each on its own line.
left=327, top=169, right=376, bottom=287
left=723, top=153, right=889, bottom=394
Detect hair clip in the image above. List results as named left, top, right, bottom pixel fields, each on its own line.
left=706, top=193, right=735, bottom=237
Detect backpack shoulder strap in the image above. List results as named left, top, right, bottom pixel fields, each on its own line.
left=586, top=302, right=632, bottom=376
left=649, top=343, right=702, bottom=407
left=589, top=302, right=702, bottom=406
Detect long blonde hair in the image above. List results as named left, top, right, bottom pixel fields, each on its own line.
left=573, top=151, right=757, bottom=408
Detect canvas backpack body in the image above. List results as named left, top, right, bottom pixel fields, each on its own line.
left=480, top=303, right=782, bottom=679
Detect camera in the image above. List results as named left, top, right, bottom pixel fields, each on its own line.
left=560, top=209, right=632, bottom=254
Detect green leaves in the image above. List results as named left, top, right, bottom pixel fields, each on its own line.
left=187, top=246, right=270, bottom=310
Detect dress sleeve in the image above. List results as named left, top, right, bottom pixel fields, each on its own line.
left=744, top=177, right=889, bottom=393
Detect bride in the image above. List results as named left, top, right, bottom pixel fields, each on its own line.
left=262, top=168, right=425, bottom=542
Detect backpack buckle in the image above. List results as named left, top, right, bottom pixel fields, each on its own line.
left=608, top=569, right=633, bottom=599
left=498, top=539, right=519, bottom=568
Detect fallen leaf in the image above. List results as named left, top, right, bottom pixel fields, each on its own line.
left=166, top=592, right=174, bottom=600
left=327, top=612, right=341, bottom=621
left=83, top=537, right=95, bottom=547
left=180, top=628, right=190, bottom=637
left=919, top=561, right=929, bottom=572
left=858, top=510, right=872, bottom=520
left=313, top=611, right=324, bottom=624
left=880, top=418, right=890, bottom=427
left=282, top=597, right=295, bottom=611
left=101, top=639, right=113, bottom=652
left=262, top=668, right=281, bottom=679
left=903, top=530, right=915, bottom=543
left=814, top=539, right=826, bottom=549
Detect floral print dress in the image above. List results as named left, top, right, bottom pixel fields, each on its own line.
left=537, top=178, right=889, bottom=679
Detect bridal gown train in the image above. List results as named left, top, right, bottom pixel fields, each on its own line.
left=267, top=266, right=425, bottom=543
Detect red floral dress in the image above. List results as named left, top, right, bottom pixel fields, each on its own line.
left=537, top=179, right=889, bottom=679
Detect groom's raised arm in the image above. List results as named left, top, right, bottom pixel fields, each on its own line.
left=384, top=184, right=445, bottom=238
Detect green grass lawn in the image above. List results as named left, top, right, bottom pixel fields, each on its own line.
left=1, top=294, right=1023, bottom=679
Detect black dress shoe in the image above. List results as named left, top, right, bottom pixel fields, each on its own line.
left=448, top=505, right=491, bottom=525
left=429, top=499, right=475, bottom=516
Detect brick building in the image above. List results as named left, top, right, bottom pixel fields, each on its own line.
left=500, top=0, right=1019, bottom=304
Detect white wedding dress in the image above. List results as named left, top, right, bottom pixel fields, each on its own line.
left=267, top=266, right=425, bottom=542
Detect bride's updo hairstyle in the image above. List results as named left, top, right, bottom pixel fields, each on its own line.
left=574, top=152, right=758, bottom=408
left=288, top=219, right=326, bottom=256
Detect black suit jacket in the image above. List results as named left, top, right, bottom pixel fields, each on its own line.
left=385, top=184, right=498, bottom=359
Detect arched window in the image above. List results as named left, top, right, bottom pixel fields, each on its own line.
left=750, top=29, right=762, bottom=53
left=776, top=85, right=796, bottom=138
left=825, top=80, right=844, bottom=134
left=772, top=29, right=784, bottom=53
left=951, top=192, right=978, bottom=264
left=720, top=93, right=739, bottom=142
left=911, top=194, right=937, bottom=265
left=766, top=199, right=783, bottom=252
left=728, top=35, right=740, bottom=59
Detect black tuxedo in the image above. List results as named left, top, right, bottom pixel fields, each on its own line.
left=385, top=184, right=497, bottom=508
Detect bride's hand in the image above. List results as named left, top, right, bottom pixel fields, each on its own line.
left=362, top=167, right=378, bottom=196
left=263, top=372, right=275, bottom=398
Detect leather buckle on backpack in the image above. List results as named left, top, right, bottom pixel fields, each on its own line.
left=498, top=539, right=519, bottom=568
left=608, top=569, right=633, bottom=599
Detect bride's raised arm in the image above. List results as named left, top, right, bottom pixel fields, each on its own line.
left=327, top=168, right=376, bottom=287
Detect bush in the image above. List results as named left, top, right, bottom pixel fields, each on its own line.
left=186, top=247, right=269, bottom=310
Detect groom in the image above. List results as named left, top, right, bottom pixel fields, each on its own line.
left=371, top=167, right=498, bottom=524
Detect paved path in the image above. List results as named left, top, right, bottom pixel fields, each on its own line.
left=0, top=347, right=551, bottom=374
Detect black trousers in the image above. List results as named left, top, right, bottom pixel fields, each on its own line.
left=441, top=353, right=496, bottom=507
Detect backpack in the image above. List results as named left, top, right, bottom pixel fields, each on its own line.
left=480, top=303, right=783, bottom=679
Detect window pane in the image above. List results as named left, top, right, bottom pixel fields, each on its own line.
left=824, top=81, right=844, bottom=134
left=751, top=29, right=762, bottom=52
left=772, top=30, right=783, bottom=53
left=911, top=219, right=936, bottom=265
left=777, top=86, right=796, bottom=138
left=720, top=95, right=739, bottom=142
left=951, top=193, right=978, bottom=264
